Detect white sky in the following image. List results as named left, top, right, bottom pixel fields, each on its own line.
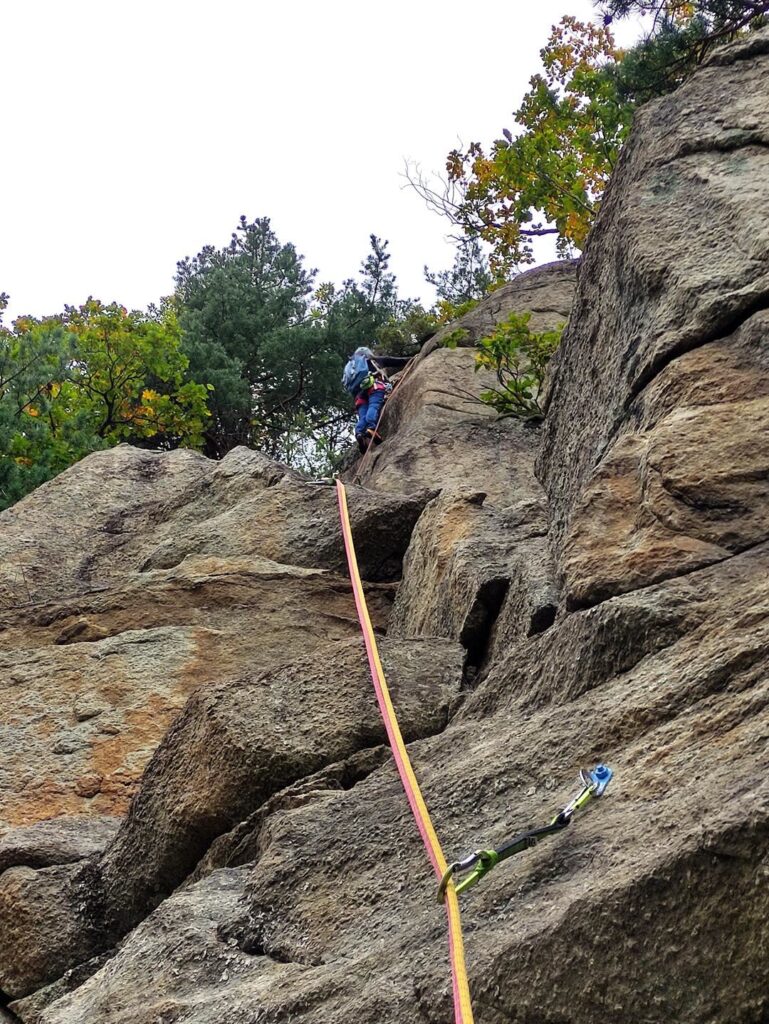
left=1, top=1, right=647, bottom=321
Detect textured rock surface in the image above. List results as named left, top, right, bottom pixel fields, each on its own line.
left=0, top=444, right=428, bottom=602
left=0, top=557, right=393, bottom=825
left=23, top=610, right=769, bottom=1024
left=0, top=816, right=119, bottom=873
left=388, top=491, right=557, bottom=671
left=0, top=447, right=434, bottom=826
left=3, top=31, right=769, bottom=1024
left=349, top=261, right=576, bottom=500
left=557, top=313, right=769, bottom=608
left=539, top=30, right=769, bottom=608
left=0, top=637, right=463, bottom=998
left=25, top=538, right=768, bottom=1024
left=347, top=263, right=572, bottom=668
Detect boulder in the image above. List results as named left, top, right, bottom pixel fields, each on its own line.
left=559, top=312, right=769, bottom=609
left=0, top=637, right=464, bottom=998
left=425, top=259, right=577, bottom=353
left=0, top=443, right=432, bottom=828
left=0, top=445, right=430, bottom=602
left=11, top=869, right=260, bottom=1024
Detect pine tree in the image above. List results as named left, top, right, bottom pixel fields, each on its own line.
left=424, top=237, right=493, bottom=305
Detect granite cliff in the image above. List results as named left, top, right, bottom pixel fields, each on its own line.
left=1, top=30, right=768, bottom=1024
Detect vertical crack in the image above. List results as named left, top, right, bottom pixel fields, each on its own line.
left=460, top=578, right=510, bottom=675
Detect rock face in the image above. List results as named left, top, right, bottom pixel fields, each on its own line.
left=348, top=260, right=576, bottom=502
left=0, top=448, right=429, bottom=826
left=539, top=30, right=769, bottom=610
left=2, top=30, right=769, bottom=1024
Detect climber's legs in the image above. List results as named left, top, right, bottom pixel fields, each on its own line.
left=365, top=389, right=386, bottom=431
left=355, top=399, right=369, bottom=444
left=354, top=397, right=370, bottom=434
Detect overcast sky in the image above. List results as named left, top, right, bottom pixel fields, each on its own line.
left=1, top=1, right=647, bottom=321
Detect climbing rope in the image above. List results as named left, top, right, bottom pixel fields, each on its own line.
left=337, top=469, right=615, bottom=1019
left=336, top=479, right=475, bottom=1024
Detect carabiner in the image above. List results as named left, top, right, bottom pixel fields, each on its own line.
left=437, top=849, right=499, bottom=902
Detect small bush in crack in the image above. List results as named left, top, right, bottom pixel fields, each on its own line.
left=474, top=311, right=564, bottom=420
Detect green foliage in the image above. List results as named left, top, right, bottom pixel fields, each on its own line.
left=175, top=221, right=426, bottom=469
left=439, top=327, right=471, bottom=349
left=320, top=234, right=431, bottom=357
left=599, top=1, right=769, bottom=102
left=601, top=0, right=768, bottom=34
left=374, top=302, right=440, bottom=356
left=1, top=220, right=433, bottom=506
left=434, top=297, right=481, bottom=326
left=474, top=311, right=565, bottom=419
left=0, top=296, right=209, bottom=510
left=425, top=237, right=493, bottom=305
left=0, top=297, right=73, bottom=507
left=58, top=300, right=209, bottom=446
left=175, top=216, right=318, bottom=459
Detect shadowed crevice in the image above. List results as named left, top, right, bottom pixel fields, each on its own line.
left=0, top=991, right=22, bottom=1023
left=529, top=603, right=557, bottom=636
left=460, top=578, right=510, bottom=674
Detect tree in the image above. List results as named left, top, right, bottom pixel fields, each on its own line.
left=408, top=18, right=631, bottom=276
left=0, top=296, right=74, bottom=507
left=175, top=220, right=427, bottom=469
left=598, top=1, right=769, bottom=102
left=57, top=300, right=209, bottom=446
left=424, top=237, right=493, bottom=305
left=318, top=234, right=430, bottom=358
left=410, top=3, right=768, bottom=277
left=601, top=0, right=768, bottom=36
left=0, top=296, right=209, bottom=511
left=175, top=216, right=318, bottom=459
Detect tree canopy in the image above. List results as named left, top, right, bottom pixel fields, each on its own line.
left=174, top=218, right=430, bottom=467
left=0, top=296, right=209, bottom=510
left=174, top=216, right=320, bottom=460
left=409, top=1, right=768, bottom=274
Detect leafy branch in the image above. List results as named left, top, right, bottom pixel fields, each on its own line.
left=473, top=312, right=565, bottom=420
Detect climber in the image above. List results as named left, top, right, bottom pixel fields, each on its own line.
left=341, top=346, right=412, bottom=453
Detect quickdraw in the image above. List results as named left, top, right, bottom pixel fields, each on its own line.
left=438, top=764, right=613, bottom=902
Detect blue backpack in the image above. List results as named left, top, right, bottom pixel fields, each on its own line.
left=342, top=353, right=373, bottom=396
